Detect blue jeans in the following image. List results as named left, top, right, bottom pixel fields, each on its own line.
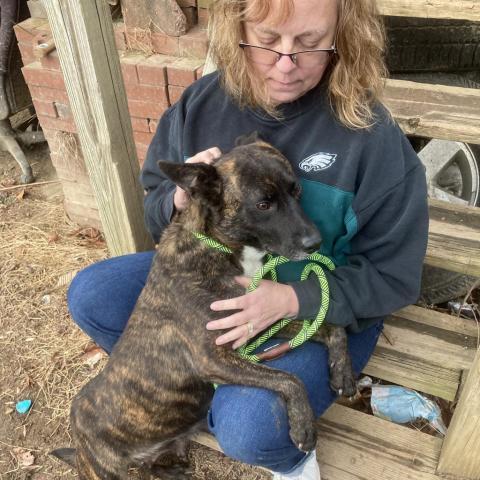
left=68, top=252, right=382, bottom=474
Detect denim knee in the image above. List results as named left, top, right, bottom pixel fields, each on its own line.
left=209, top=385, right=306, bottom=472
left=67, top=252, right=154, bottom=352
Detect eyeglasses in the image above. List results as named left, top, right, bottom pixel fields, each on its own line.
left=239, top=41, right=336, bottom=68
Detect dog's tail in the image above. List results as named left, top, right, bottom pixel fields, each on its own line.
left=50, top=447, right=77, bottom=468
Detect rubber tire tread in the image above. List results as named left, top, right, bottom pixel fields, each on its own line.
left=385, top=16, right=480, bottom=73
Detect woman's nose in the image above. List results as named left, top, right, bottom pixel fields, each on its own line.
left=275, top=53, right=297, bottom=73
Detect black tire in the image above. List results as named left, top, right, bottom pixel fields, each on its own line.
left=393, top=73, right=480, bottom=305
left=385, top=16, right=480, bottom=74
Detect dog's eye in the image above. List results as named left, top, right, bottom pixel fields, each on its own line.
left=256, top=201, right=271, bottom=211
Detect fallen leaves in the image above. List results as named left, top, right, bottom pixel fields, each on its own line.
left=80, top=344, right=108, bottom=368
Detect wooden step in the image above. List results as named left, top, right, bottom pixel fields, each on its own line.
left=377, top=0, right=480, bottom=21
left=385, top=79, right=480, bottom=145
left=192, top=404, right=445, bottom=480
left=317, top=404, right=444, bottom=480
left=426, top=199, right=480, bottom=277
left=364, top=305, right=478, bottom=400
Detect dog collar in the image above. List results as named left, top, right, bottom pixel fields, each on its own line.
left=192, top=231, right=233, bottom=254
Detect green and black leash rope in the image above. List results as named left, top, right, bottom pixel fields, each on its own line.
left=193, top=231, right=335, bottom=362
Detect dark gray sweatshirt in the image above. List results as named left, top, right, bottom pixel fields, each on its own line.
left=140, top=72, right=429, bottom=333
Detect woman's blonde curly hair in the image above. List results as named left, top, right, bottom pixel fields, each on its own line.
left=208, top=0, right=388, bottom=129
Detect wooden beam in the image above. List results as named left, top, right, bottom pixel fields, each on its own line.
left=377, top=0, right=480, bottom=22
left=426, top=199, right=480, bottom=277
left=42, top=0, right=154, bottom=256
left=437, top=347, right=480, bottom=478
left=384, top=79, right=480, bottom=145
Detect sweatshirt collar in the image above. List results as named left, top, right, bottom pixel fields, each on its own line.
left=247, top=80, right=328, bottom=123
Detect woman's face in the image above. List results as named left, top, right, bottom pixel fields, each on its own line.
left=243, top=0, right=338, bottom=105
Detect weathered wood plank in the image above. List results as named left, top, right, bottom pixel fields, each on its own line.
left=193, top=404, right=445, bottom=480
left=42, top=0, right=153, bottom=256
left=426, top=199, right=480, bottom=277
left=318, top=404, right=443, bottom=480
left=377, top=0, right=480, bottom=21
left=384, top=79, right=480, bottom=145
left=437, top=347, right=480, bottom=479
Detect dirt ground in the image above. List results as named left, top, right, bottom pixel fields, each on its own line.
left=0, top=143, right=269, bottom=480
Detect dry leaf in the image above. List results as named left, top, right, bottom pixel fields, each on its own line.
left=81, top=346, right=107, bottom=368
left=12, top=448, right=35, bottom=467
left=48, top=232, right=60, bottom=243
left=16, top=188, right=26, bottom=200
left=55, top=270, right=78, bottom=289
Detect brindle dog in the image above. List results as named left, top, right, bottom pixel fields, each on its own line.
left=52, top=136, right=356, bottom=479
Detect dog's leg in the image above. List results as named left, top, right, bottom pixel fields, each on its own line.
left=323, top=326, right=357, bottom=397
left=201, top=349, right=317, bottom=452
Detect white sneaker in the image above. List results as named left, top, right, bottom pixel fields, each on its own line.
left=272, top=451, right=321, bottom=479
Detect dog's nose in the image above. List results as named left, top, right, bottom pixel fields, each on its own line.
left=302, top=232, right=322, bottom=253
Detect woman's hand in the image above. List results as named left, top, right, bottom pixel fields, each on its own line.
left=173, top=147, right=222, bottom=211
left=206, top=276, right=300, bottom=349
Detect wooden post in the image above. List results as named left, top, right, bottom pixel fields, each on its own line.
left=437, top=347, right=480, bottom=479
left=42, top=0, right=154, bottom=256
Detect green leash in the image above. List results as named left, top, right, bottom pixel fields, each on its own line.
left=192, top=231, right=335, bottom=362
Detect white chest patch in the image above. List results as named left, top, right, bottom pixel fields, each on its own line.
left=240, top=246, right=266, bottom=277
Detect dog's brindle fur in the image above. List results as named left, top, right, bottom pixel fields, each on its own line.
left=52, top=138, right=355, bottom=479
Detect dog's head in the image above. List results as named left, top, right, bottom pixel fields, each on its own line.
left=158, top=134, right=321, bottom=260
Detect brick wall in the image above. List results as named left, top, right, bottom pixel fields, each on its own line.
left=14, top=8, right=209, bottom=228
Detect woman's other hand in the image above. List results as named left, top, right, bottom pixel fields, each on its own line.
left=173, top=147, right=222, bottom=211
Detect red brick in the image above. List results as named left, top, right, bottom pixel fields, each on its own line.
left=114, top=21, right=126, bottom=51
left=38, top=114, right=77, bottom=134
left=136, top=143, right=149, bottom=166
left=124, top=27, right=154, bottom=52
left=40, top=50, right=60, bottom=71
left=181, top=7, right=198, bottom=28
left=32, top=99, right=57, bottom=118
left=54, top=102, right=72, bottom=119
left=13, top=18, right=47, bottom=43
left=18, top=43, right=35, bottom=66
left=22, top=62, right=66, bottom=90
left=137, top=54, right=174, bottom=86
left=166, top=57, right=203, bottom=86
left=127, top=99, right=168, bottom=119
left=168, top=85, right=185, bottom=105
left=29, top=85, right=69, bottom=104
left=195, top=64, right=205, bottom=78
left=14, top=24, right=35, bottom=44
left=126, top=83, right=168, bottom=103
left=178, top=26, right=208, bottom=58
left=198, top=8, right=209, bottom=28
left=120, top=52, right=148, bottom=85
left=149, top=119, right=158, bottom=133
left=151, top=32, right=180, bottom=56
left=133, top=131, right=154, bottom=145
left=131, top=117, right=150, bottom=133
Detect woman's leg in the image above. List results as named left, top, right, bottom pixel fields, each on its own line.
left=208, top=322, right=383, bottom=474
left=67, top=251, right=155, bottom=353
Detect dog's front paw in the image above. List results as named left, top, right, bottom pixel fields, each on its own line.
left=329, top=361, right=357, bottom=397
left=287, top=402, right=317, bottom=452
left=289, top=420, right=317, bottom=452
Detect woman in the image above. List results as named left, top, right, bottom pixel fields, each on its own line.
left=68, top=0, right=429, bottom=478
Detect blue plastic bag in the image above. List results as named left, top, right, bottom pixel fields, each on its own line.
left=371, top=385, right=446, bottom=435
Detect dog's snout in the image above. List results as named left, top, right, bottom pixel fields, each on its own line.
left=302, top=232, right=322, bottom=254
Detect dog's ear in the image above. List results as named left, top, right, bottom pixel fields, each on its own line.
left=235, top=131, right=262, bottom=146
left=158, top=161, right=222, bottom=203
left=50, top=448, right=77, bottom=467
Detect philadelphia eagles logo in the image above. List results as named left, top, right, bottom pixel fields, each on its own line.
left=299, top=152, right=337, bottom=172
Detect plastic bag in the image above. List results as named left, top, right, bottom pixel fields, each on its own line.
left=371, top=385, right=447, bottom=435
